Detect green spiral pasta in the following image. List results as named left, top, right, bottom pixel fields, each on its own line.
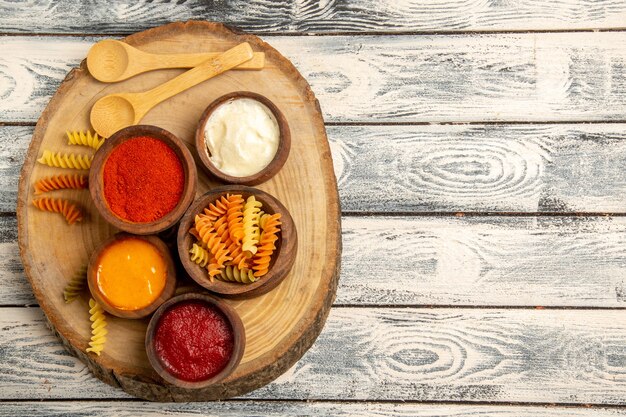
left=63, top=265, right=87, bottom=303
left=218, top=265, right=256, bottom=284
left=189, top=243, right=211, bottom=268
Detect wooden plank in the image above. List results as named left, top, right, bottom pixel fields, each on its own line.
left=5, top=215, right=626, bottom=307
left=2, top=401, right=626, bottom=417
left=7, top=122, right=626, bottom=213
left=0, top=0, right=625, bottom=34
left=330, top=124, right=626, bottom=213
left=3, top=33, right=626, bottom=124
left=3, top=306, right=626, bottom=404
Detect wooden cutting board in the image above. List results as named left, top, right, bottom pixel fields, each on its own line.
left=16, top=21, right=341, bottom=401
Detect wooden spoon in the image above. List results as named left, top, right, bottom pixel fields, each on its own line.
left=90, top=42, right=254, bottom=138
left=87, top=39, right=265, bottom=83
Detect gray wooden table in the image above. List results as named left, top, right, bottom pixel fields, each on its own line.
left=3, top=1, right=626, bottom=415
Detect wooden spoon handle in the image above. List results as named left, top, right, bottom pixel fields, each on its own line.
left=134, top=43, right=254, bottom=117
left=141, top=51, right=265, bottom=71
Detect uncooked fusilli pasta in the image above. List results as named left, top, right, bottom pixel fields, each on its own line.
left=37, top=150, right=93, bottom=169
left=242, top=196, right=262, bottom=255
left=188, top=194, right=282, bottom=284
left=86, top=298, right=107, bottom=356
left=66, top=130, right=105, bottom=150
left=63, top=265, right=87, bottom=303
left=32, top=197, right=83, bottom=225
left=252, top=213, right=282, bottom=277
left=189, top=243, right=211, bottom=268
left=33, top=174, right=88, bottom=194
left=218, top=265, right=256, bottom=284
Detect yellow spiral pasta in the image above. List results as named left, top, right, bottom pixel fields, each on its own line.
left=33, top=173, right=88, bottom=195
left=32, top=197, right=83, bottom=225
left=37, top=150, right=93, bottom=169
left=86, top=298, right=107, bottom=356
left=242, top=196, right=262, bottom=255
left=66, top=130, right=105, bottom=150
left=189, top=243, right=211, bottom=268
left=218, top=265, right=256, bottom=284
left=252, top=213, right=282, bottom=277
left=195, top=215, right=232, bottom=276
left=63, top=265, right=87, bottom=303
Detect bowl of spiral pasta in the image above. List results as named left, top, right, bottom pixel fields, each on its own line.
left=176, top=185, right=298, bottom=299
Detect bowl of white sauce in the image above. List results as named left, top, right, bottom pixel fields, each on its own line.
left=195, top=91, right=291, bottom=185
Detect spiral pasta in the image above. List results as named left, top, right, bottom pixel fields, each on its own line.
left=218, top=265, right=256, bottom=284
left=226, top=194, right=245, bottom=244
left=189, top=243, right=211, bottom=268
left=252, top=213, right=282, bottom=277
left=188, top=194, right=282, bottom=283
left=63, top=265, right=87, bottom=303
left=242, top=196, right=262, bottom=255
left=32, top=197, right=83, bottom=225
left=33, top=174, right=88, bottom=195
left=86, top=298, right=107, bottom=356
left=66, top=130, right=105, bottom=150
left=195, top=215, right=232, bottom=276
left=37, top=150, right=93, bottom=170
left=203, top=195, right=230, bottom=222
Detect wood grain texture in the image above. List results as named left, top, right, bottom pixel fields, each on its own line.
left=16, top=21, right=340, bottom=401
left=3, top=401, right=626, bottom=417
left=3, top=33, right=626, bottom=123
left=0, top=0, right=625, bottom=34
left=7, top=123, right=626, bottom=213
left=5, top=215, right=626, bottom=307
left=4, top=306, right=626, bottom=404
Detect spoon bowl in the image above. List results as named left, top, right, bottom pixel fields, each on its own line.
left=87, top=40, right=130, bottom=83
left=90, top=95, right=137, bottom=138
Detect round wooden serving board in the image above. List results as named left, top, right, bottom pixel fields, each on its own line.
left=16, top=21, right=341, bottom=401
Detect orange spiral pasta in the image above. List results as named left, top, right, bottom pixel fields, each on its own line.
left=252, top=213, right=282, bottom=277
left=194, top=214, right=232, bottom=277
left=203, top=195, right=230, bottom=222
left=33, top=174, right=88, bottom=195
left=32, top=197, right=83, bottom=225
left=226, top=194, right=245, bottom=244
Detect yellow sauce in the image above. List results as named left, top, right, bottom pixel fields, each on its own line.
left=96, top=237, right=167, bottom=310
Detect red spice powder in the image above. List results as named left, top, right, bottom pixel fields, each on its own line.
left=154, top=301, right=234, bottom=382
left=103, top=136, right=184, bottom=223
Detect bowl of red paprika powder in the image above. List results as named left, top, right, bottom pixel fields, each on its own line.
left=145, top=292, right=245, bottom=388
left=90, top=125, right=197, bottom=235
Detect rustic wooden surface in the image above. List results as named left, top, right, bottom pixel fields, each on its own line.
left=15, top=21, right=340, bottom=401
left=3, top=0, right=626, bottom=415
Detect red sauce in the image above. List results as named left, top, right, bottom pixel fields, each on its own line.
left=153, top=300, right=234, bottom=382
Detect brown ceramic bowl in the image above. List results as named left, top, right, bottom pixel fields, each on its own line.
left=195, top=91, right=291, bottom=185
left=177, top=185, right=297, bottom=299
left=90, top=124, right=197, bottom=235
left=145, top=292, right=245, bottom=388
left=87, top=233, right=177, bottom=319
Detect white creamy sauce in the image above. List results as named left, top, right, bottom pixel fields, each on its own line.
left=204, top=98, right=280, bottom=177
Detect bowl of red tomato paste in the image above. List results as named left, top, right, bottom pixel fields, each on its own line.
left=89, top=125, right=198, bottom=235
left=145, top=292, right=245, bottom=388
